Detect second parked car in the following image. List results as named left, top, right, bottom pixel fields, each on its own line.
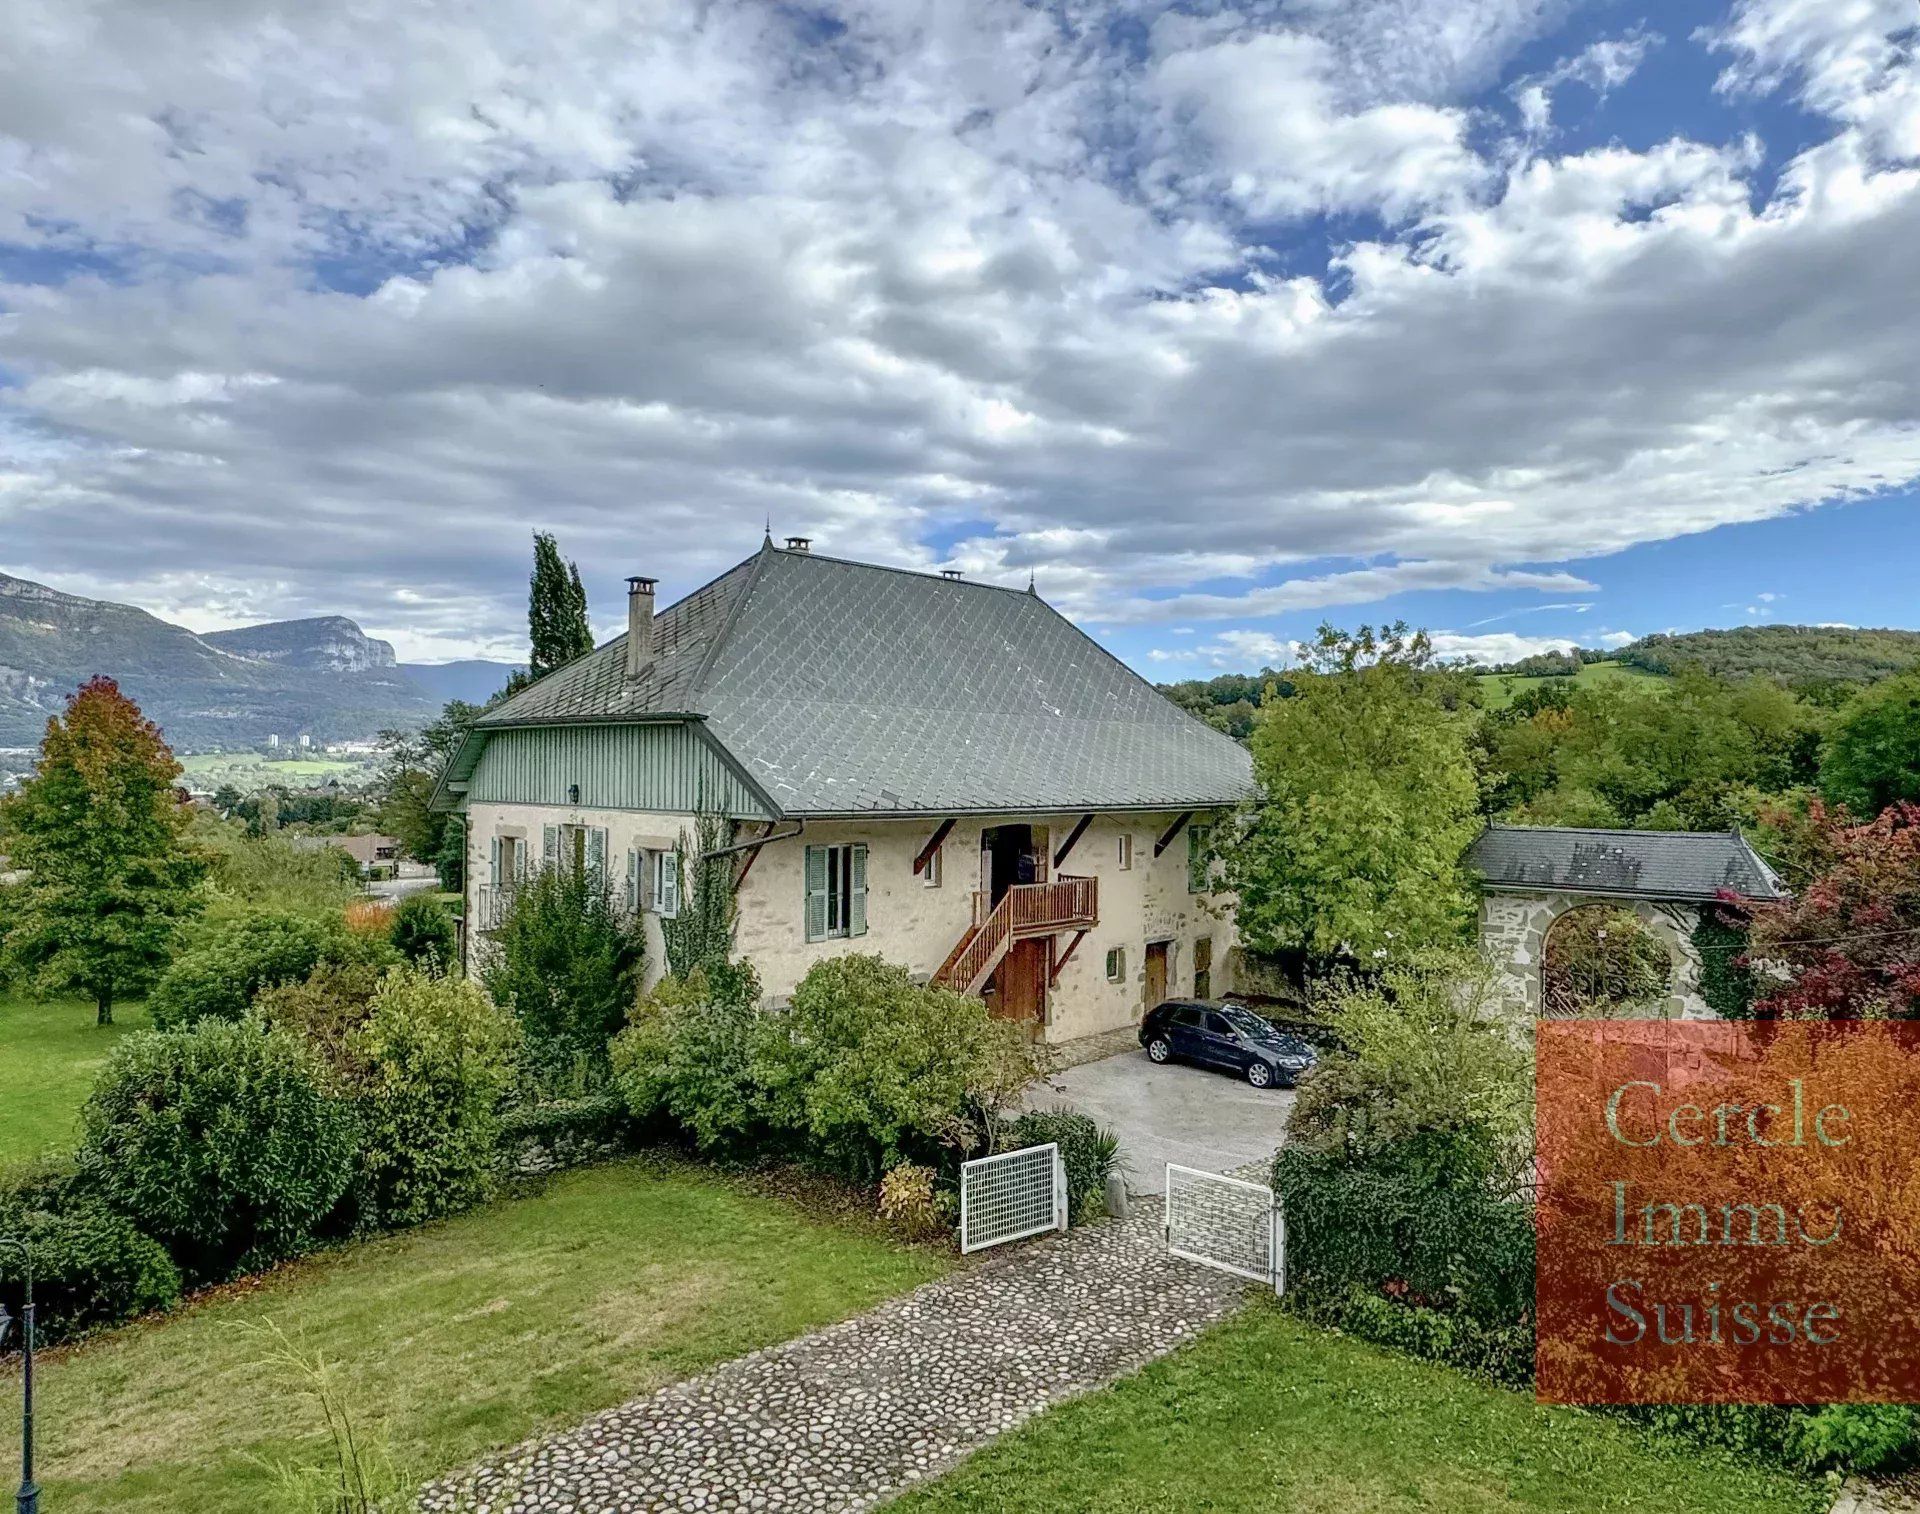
left=1139, top=1000, right=1319, bottom=1088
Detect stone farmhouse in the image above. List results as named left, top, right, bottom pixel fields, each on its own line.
left=432, top=537, right=1253, bottom=1044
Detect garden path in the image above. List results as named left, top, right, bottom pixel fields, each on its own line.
left=420, top=1195, right=1248, bottom=1513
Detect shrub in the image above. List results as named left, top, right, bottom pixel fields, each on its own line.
left=254, top=961, right=388, bottom=1079
left=192, top=823, right=364, bottom=921
left=481, top=865, right=644, bottom=1074
left=496, top=1091, right=630, bottom=1177
left=1273, top=1147, right=1535, bottom=1328
left=999, top=1108, right=1120, bottom=1223
left=878, top=1163, right=945, bottom=1240
left=352, top=970, right=520, bottom=1229
left=1286, top=952, right=1532, bottom=1193
left=78, top=1019, right=359, bottom=1279
left=390, top=893, right=457, bottom=973
left=611, top=955, right=1037, bottom=1182
left=1288, top=1284, right=1533, bottom=1389
left=756, top=955, right=1036, bottom=1181
left=0, top=1167, right=181, bottom=1345
left=611, top=967, right=768, bottom=1154
left=148, top=910, right=395, bottom=1029
left=1628, top=1403, right=1920, bottom=1476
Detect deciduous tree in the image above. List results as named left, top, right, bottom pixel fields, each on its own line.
left=1221, top=624, right=1481, bottom=966
left=0, top=677, right=205, bottom=1023
left=1821, top=671, right=1920, bottom=817
left=1745, top=800, right=1920, bottom=1019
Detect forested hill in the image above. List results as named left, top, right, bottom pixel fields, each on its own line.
left=1156, top=624, right=1920, bottom=735
left=1617, top=626, right=1920, bottom=687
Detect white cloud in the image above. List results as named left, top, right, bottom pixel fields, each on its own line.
left=0, top=0, right=1915, bottom=658
left=1512, top=28, right=1661, bottom=134
left=1428, top=629, right=1587, bottom=664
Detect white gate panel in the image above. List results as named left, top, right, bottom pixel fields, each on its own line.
left=960, top=1142, right=1066, bottom=1253
left=1165, top=1163, right=1285, bottom=1292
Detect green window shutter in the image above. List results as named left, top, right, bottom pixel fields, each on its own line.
left=489, top=836, right=501, bottom=889
left=587, top=827, right=607, bottom=881
left=1188, top=824, right=1209, bottom=894
left=625, top=849, right=639, bottom=914
left=804, top=845, right=829, bottom=942
left=542, top=825, right=559, bottom=872
left=849, top=844, right=868, bottom=937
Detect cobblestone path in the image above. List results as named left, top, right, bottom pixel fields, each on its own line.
left=421, top=1198, right=1250, bottom=1513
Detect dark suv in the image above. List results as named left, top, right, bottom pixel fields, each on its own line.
left=1139, top=1000, right=1318, bottom=1089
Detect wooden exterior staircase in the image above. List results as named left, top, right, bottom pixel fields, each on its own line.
left=931, top=875, right=1098, bottom=997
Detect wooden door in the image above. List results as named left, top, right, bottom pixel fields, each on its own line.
left=1144, top=940, right=1169, bottom=1011
left=992, top=937, right=1051, bottom=1026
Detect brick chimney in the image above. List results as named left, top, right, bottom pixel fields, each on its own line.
left=625, top=576, right=656, bottom=679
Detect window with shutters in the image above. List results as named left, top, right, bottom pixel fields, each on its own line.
left=1187, top=823, right=1212, bottom=894
left=804, top=843, right=868, bottom=942
left=651, top=849, right=681, bottom=919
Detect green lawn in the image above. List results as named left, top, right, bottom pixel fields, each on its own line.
left=897, top=1306, right=1824, bottom=1514
left=0, top=993, right=149, bottom=1170
left=12, top=1159, right=950, bottom=1513
left=1476, top=659, right=1666, bottom=712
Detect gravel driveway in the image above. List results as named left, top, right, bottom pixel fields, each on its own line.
left=1022, top=1047, right=1296, bottom=1194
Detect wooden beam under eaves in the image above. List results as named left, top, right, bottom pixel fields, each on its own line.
left=1154, top=810, right=1194, bottom=858
left=1052, top=813, right=1094, bottom=871
left=913, top=817, right=957, bottom=875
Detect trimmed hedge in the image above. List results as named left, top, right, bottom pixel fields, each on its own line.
left=496, top=1092, right=632, bottom=1176
left=1272, top=1146, right=1533, bottom=1328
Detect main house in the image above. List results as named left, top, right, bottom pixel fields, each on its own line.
left=432, top=537, right=1254, bottom=1043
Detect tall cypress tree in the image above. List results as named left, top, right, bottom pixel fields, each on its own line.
left=0, top=677, right=206, bottom=1024
left=528, top=532, right=594, bottom=679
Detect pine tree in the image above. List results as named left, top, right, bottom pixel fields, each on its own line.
left=0, top=677, right=206, bottom=1024
left=528, top=532, right=594, bottom=679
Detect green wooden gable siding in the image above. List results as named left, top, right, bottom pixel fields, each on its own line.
left=465, top=723, right=772, bottom=817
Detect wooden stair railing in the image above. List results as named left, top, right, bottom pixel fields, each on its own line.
left=932, top=876, right=1098, bottom=997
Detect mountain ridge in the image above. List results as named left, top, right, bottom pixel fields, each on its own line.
left=0, top=571, right=434, bottom=749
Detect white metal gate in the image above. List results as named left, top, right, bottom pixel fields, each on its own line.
left=960, top=1142, right=1067, bottom=1253
left=1165, top=1163, right=1285, bottom=1292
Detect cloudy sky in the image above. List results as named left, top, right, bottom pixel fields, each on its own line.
left=1, top=0, right=1915, bottom=671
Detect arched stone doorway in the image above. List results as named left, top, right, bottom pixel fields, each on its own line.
left=1540, top=902, right=1674, bottom=1018
left=1479, top=890, right=1711, bottom=1019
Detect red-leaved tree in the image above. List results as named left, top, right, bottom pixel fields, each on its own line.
left=1745, top=801, right=1920, bottom=1019
left=0, top=677, right=206, bottom=1023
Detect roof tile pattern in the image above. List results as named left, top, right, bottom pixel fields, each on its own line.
left=477, top=545, right=1252, bottom=816
left=1468, top=824, right=1787, bottom=902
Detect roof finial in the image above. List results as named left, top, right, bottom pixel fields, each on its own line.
left=763, top=513, right=772, bottom=544
left=1026, top=567, right=1037, bottom=596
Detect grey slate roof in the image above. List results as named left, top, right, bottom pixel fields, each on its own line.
left=470, top=542, right=1253, bottom=817
left=1467, top=824, right=1787, bottom=902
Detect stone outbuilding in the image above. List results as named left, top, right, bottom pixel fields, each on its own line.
left=1468, top=824, right=1788, bottom=1019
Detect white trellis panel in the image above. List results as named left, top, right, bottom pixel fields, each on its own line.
left=959, top=1142, right=1067, bottom=1253
left=1165, top=1163, right=1285, bottom=1292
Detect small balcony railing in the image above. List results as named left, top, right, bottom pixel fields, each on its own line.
left=936, top=875, right=1098, bottom=995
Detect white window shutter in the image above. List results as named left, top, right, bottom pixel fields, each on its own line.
left=659, top=850, right=681, bottom=917
left=849, top=844, right=868, bottom=937
left=804, top=845, right=829, bottom=942
left=588, top=826, right=608, bottom=882
left=625, top=849, right=639, bottom=915
left=542, top=824, right=558, bottom=872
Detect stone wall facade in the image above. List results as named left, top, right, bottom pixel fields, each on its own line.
left=1479, top=889, right=1712, bottom=1020
left=463, top=801, right=1236, bottom=1046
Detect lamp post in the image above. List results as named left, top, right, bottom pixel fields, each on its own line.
left=0, top=1237, right=37, bottom=1514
